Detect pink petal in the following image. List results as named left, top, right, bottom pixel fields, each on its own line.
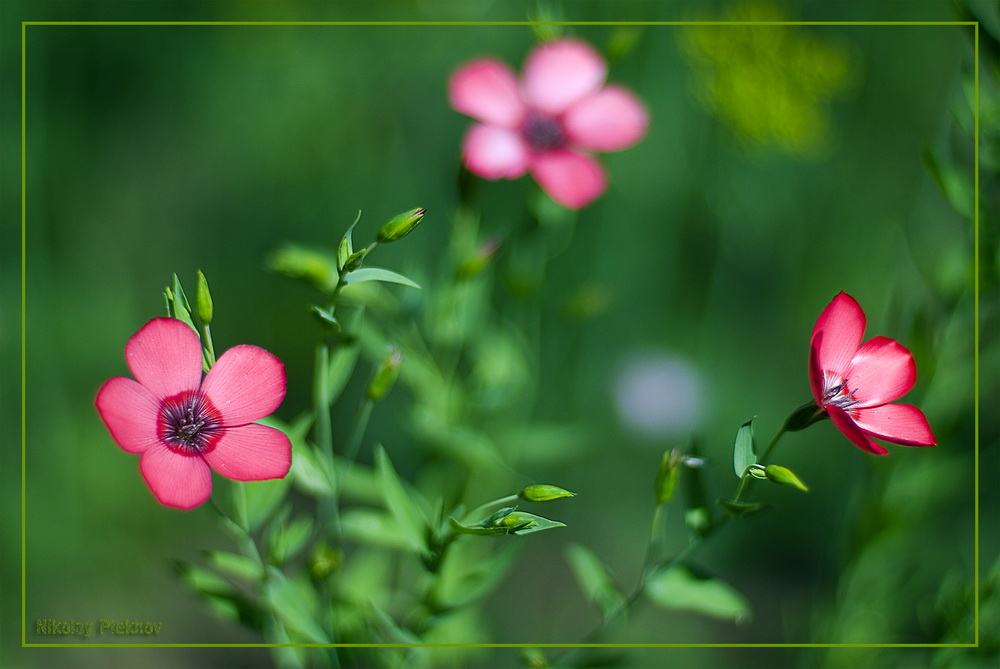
left=202, top=423, right=292, bottom=481
left=201, top=345, right=286, bottom=426
left=808, top=333, right=826, bottom=407
left=843, top=336, right=917, bottom=407
left=95, top=377, right=161, bottom=454
left=530, top=148, right=607, bottom=209
left=852, top=404, right=936, bottom=446
left=811, top=292, right=865, bottom=378
left=140, top=443, right=213, bottom=509
left=462, top=124, right=531, bottom=179
left=449, top=59, right=526, bottom=127
left=522, top=39, right=607, bottom=115
left=563, top=86, right=649, bottom=152
left=827, top=406, right=889, bottom=455
left=126, top=318, right=203, bottom=399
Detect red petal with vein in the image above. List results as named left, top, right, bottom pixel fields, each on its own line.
left=201, top=345, right=286, bottom=426
left=449, top=59, right=525, bottom=127
left=523, top=39, right=607, bottom=115
left=462, top=124, right=530, bottom=179
left=844, top=336, right=916, bottom=407
left=564, top=86, right=649, bottom=152
left=852, top=403, right=937, bottom=446
left=126, top=318, right=203, bottom=399
left=811, top=292, right=865, bottom=378
left=827, top=406, right=889, bottom=455
left=531, top=148, right=606, bottom=209
left=203, top=423, right=292, bottom=481
left=95, top=377, right=161, bottom=454
left=140, top=444, right=213, bottom=509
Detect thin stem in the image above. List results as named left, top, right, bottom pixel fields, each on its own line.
left=463, top=494, right=520, bottom=525
left=201, top=323, right=217, bottom=368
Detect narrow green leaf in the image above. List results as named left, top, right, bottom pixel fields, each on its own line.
left=505, top=512, right=565, bottom=535
left=565, top=543, right=626, bottom=618
left=326, top=339, right=360, bottom=405
left=733, top=417, right=757, bottom=478
left=204, top=550, right=263, bottom=583
left=374, top=445, right=428, bottom=553
left=241, top=475, right=291, bottom=532
left=341, top=509, right=414, bottom=550
left=448, top=517, right=508, bottom=536
left=344, top=267, right=421, bottom=289
left=269, top=515, right=314, bottom=566
left=264, top=572, right=331, bottom=644
left=646, top=565, right=752, bottom=624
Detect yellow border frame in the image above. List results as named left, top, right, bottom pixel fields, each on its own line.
left=20, top=19, right=981, bottom=652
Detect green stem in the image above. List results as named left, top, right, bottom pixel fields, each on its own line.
left=201, top=323, right=217, bottom=368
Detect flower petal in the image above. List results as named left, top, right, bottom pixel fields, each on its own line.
left=449, top=59, right=526, bottom=127
left=140, top=443, right=213, bottom=509
left=462, top=124, right=531, bottom=179
left=201, top=345, right=286, bottom=426
left=811, top=292, right=865, bottom=378
left=95, top=377, right=161, bottom=454
left=202, top=423, right=292, bottom=481
left=530, top=148, right=607, bottom=209
left=827, top=406, right=889, bottom=455
left=126, top=318, right=203, bottom=399
left=844, top=336, right=916, bottom=407
left=851, top=404, right=936, bottom=447
left=808, top=332, right=826, bottom=407
left=563, top=86, right=649, bottom=152
left=523, top=39, right=607, bottom=115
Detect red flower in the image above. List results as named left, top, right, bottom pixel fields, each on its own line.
left=449, top=39, right=649, bottom=209
left=96, top=318, right=292, bottom=509
left=809, top=292, right=936, bottom=455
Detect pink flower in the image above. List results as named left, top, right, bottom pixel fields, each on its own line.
left=96, top=318, right=292, bottom=509
left=809, top=292, right=936, bottom=455
left=449, top=39, right=649, bottom=209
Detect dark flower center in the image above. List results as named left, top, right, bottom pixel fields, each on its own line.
left=823, top=378, right=860, bottom=410
left=522, top=113, right=567, bottom=151
left=158, top=390, right=222, bottom=454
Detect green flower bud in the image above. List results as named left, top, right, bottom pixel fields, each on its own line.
left=784, top=401, right=827, bottom=432
left=308, top=543, right=343, bottom=582
left=343, top=248, right=367, bottom=273
left=518, top=484, right=576, bottom=502
left=195, top=270, right=214, bottom=326
left=746, top=464, right=768, bottom=480
left=267, top=244, right=338, bottom=292
left=764, top=464, right=809, bottom=492
left=377, top=207, right=425, bottom=243
left=498, top=512, right=537, bottom=532
left=366, top=347, right=402, bottom=401
left=655, top=449, right=683, bottom=505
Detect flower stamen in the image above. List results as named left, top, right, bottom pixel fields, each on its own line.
left=522, top=113, right=566, bottom=151
left=158, top=391, right=222, bottom=454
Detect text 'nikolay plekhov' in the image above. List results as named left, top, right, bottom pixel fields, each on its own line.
left=34, top=619, right=162, bottom=638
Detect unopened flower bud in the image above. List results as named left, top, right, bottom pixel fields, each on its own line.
left=785, top=401, right=827, bottom=432
left=655, top=449, right=683, bottom=505
left=367, top=347, right=402, bottom=400
left=377, top=207, right=425, bottom=243
left=518, top=484, right=576, bottom=502
left=343, top=249, right=367, bottom=272
left=764, top=464, right=809, bottom=492
left=196, top=270, right=214, bottom=326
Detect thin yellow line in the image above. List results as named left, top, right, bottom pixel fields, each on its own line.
left=21, top=643, right=980, bottom=649
left=20, top=19, right=27, bottom=650
left=973, top=19, right=980, bottom=649
left=18, top=20, right=979, bottom=26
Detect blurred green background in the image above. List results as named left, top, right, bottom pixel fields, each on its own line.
left=2, top=0, right=996, bottom=667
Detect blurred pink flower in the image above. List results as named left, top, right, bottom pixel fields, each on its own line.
left=809, top=292, right=936, bottom=455
left=96, top=318, right=291, bottom=509
left=449, top=39, right=649, bottom=209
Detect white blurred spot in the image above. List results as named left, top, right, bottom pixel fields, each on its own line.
left=614, top=352, right=706, bottom=439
